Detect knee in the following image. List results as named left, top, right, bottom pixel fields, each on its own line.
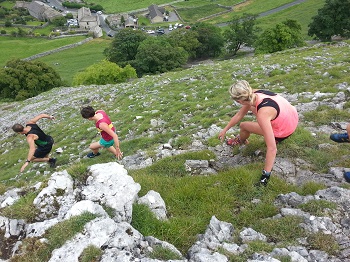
left=240, top=122, right=248, bottom=130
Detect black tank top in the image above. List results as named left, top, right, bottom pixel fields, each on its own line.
left=25, top=124, right=49, bottom=147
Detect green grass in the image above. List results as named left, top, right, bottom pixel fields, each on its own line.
left=11, top=212, right=98, bottom=262
left=256, top=0, right=326, bottom=40
left=204, top=0, right=298, bottom=24
left=129, top=153, right=329, bottom=253
left=0, top=0, right=14, bottom=8
left=83, top=0, right=171, bottom=13
left=177, top=4, right=229, bottom=23
left=303, top=106, right=350, bottom=126
left=298, top=200, right=337, bottom=217
left=0, top=191, right=39, bottom=222
left=0, top=36, right=88, bottom=67
left=174, top=0, right=241, bottom=8
left=79, top=245, right=103, bottom=262
left=36, top=38, right=111, bottom=85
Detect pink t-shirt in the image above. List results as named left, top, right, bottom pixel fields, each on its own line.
left=254, top=92, right=299, bottom=138
left=95, top=110, right=115, bottom=141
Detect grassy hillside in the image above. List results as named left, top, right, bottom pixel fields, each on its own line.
left=0, top=40, right=349, bottom=255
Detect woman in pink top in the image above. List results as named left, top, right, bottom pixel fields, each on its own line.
left=218, top=80, right=298, bottom=186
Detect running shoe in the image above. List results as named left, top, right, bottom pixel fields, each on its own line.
left=259, top=174, right=270, bottom=186
left=344, top=172, right=350, bottom=183
left=49, top=158, right=57, bottom=168
left=226, top=135, right=249, bottom=147
left=87, top=152, right=101, bottom=158
left=330, top=133, right=349, bottom=143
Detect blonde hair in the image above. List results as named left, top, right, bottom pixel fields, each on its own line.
left=229, top=80, right=254, bottom=102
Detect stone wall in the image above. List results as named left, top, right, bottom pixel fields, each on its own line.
left=22, top=36, right=93, bottom=61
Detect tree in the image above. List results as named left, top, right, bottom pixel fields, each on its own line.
left=120, top=15, right=125, bottom=26
left=65, top=13, right=74, bottom=19
left=0, top=59, right=62, bottom=100
left=4, top=20, right=11, bottom=27
left=308, top=0, right=350, bottom=41
left=72, top=60, right=137, bottom=86
left=51, top=16, right=66, bottom=27
left=191, top=22, right=224, bottom=58
left=134, top=37, right=188, bottom=75
left=254, top=19, right=305, bottom=54
left=166, top=29, right=200, bottom=59
left=104, top=28, right=148, bottom=67
left=223, top=13, right=259, bottom=56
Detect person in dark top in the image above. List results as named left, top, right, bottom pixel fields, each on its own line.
left=12, top=114, right=56, bottom=172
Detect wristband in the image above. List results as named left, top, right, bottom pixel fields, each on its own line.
left=26, top=159, right=31, bottom=163
left=262, top=170, right=271, bottom=176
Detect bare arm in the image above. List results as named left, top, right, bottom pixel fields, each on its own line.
left=27, top=114, right=54, bottom=124
left=256, top=108, right=277, bottom=172
left=20, top=135, right=36, bottom=172
left=99, top=122, right=123, bottom=159
left=218, top=105, right=250, bottom=142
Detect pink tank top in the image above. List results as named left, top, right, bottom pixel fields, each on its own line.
left=255, top=92, right=298, bottom=138
left=95, top=110, right=115, bottom=141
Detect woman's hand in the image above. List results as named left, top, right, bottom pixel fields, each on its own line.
left=218, top=130, right=227, bottom=142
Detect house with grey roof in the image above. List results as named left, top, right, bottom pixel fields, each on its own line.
left=148, top=4, right=165, bottom=23
left=107, top=14, right=138, bottom=29
left=25, top=1, right=63, bottom=21
left=77, top=7, right=102, bottom=37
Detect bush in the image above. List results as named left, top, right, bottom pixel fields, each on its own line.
left=0, top=59, right=62, bottom=100
left=72, top=60, right=137, bottom=86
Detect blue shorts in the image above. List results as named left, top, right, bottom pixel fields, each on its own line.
left=99, top=138, right=114, bottom=148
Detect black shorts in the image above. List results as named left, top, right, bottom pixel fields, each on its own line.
left=275, top=135, right=291, bottom=144
left=34, top=136, right=54, bottom=158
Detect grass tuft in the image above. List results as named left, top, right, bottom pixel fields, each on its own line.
left=79, top=245, right=103, bottom=262
left=307, top=232, right=340, bottom=255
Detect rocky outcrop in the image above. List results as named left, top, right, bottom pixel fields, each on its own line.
left=1, top=158, right=350, bottom=262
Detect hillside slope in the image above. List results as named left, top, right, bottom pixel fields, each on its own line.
left=0, top=41, right=349, bottom=261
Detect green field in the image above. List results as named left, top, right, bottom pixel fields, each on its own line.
left=257, top=0, right=326, bottom=40
left=84, top=0, right=171, bottom=13
left=36, top=38, right=111, bottom=85
left=177, top=4, right=229, bottom=22
left=0, top=36, right=88, bottom=66
left=174, top=0, right=241, bottom=8
left=201, top=0, right=302, bottom=24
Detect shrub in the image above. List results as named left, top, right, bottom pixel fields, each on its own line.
left=72, top=60, right=137, bottom=86
left=0, top=59, right=62, bottom=100
left=308, top=232, right=340, bottom=255
left=79, top=245, right=102, bottom=262
left=0, top=192, right=39, bottom=222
